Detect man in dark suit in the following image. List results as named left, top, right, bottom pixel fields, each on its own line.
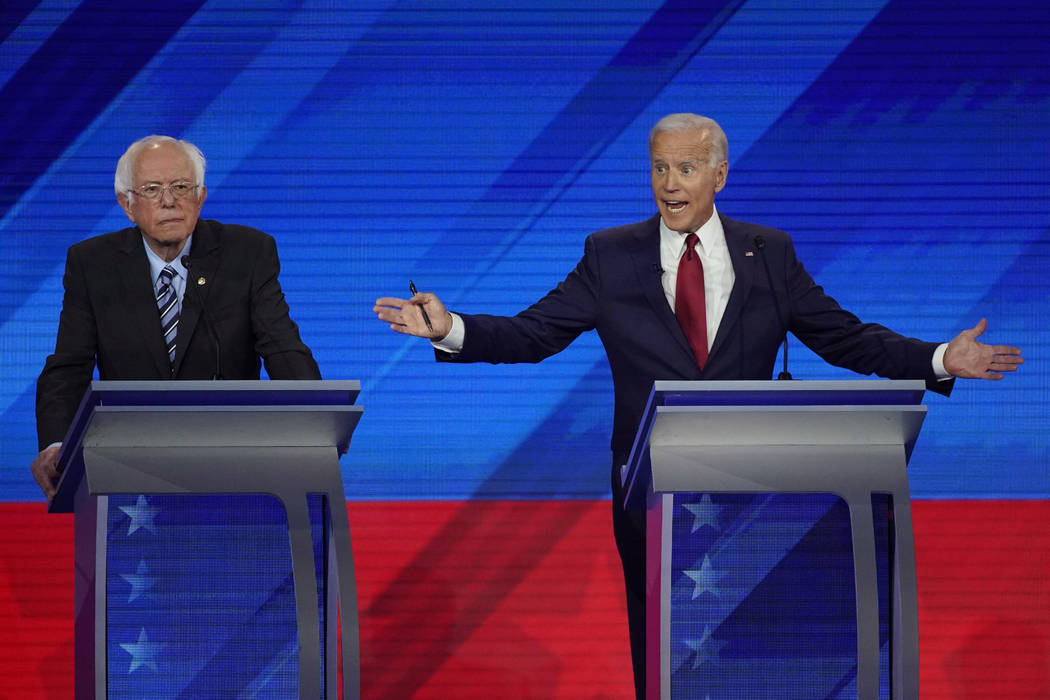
left=373, top=113, right=1023, bottom=698
left=32, top=134, right=319, bottom=501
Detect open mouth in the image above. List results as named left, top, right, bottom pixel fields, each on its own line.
left=665, top=201, right=687, bottom=214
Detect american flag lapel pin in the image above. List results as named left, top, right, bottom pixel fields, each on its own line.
left=745, top=250, right=754, bottom=257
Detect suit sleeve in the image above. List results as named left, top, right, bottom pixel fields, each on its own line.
left=780, top=234, right=952, bottom=394
left=442, top=234, right=602, bottom=365
left=35, top=246, right=99, bottom=450
left=250, top=235, right=321, bottom=380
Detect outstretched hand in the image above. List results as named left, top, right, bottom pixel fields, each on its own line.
left=374, top=290, right=453, bottom=339
left=943, top=318, right=1023, bottom=380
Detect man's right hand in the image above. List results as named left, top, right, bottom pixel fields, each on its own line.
left=31, top=444, right=62, bottom=503
left=374, top=290, right=453, bottom=340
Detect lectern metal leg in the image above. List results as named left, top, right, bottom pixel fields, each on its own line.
left=73, top=480, right=106, bottom=700
left=892, top=488, right=920, bottom=700
left=847, top=493, right=881, bottom=700
left=284, top=495, right=322, bottom=700
left=327, top=494, right=361, bottom=700
left=646, top=493, right=672, bottom=700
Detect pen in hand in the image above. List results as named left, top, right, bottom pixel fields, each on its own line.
left=408, top=280, right=434, bottom=333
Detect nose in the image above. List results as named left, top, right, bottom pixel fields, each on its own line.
left=159, top=186, right=178, bottom=205
left=661, top=170, right=680, bottom=192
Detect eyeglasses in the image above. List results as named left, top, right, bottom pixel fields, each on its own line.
left=129, top=182, right=200, bottom=201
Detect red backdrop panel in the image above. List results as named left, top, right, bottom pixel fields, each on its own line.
left=1, top=499, right=1048, bottom=699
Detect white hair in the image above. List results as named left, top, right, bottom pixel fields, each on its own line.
left=649, top=113, right=728, bottom=167
left=114, top=135, right=206, bottom=198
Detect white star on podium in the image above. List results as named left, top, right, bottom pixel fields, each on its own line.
left=120, top=560, right=156, bottom=603
left=684, top=556, right=725, bottom=599
left=120, top=628, right=164, bottom=673
left=684, top=625, right=728, bottom=669
left=682, top=494, right=723, bottom=532
left=118, top=495, right=160, bottom=535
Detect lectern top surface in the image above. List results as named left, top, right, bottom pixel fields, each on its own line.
left=653, top=380, right=925, bottom=407
left=88, top=379, right=361, bottom=406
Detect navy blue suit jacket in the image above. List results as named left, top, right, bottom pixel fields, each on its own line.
left=36, top=219, right=320, bottom=449
left=442, top=213, right=949, bottom=457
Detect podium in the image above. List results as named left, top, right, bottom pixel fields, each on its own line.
left=50, top=380, right=363, bottom=700
left=622, top=380, right=927, bottom=700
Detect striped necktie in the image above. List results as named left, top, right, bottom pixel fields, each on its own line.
left=156, top=265, right=179, bottom=367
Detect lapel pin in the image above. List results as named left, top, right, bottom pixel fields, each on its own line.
left=197, top=276, right=206, bottom=286
left=745, top=250, right=754, bottom=257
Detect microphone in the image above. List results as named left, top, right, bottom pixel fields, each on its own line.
left=181, top=256, right=223, bottom=380
left=651, top=262, right=664, bottom=274
left=753, top=236, right=792, bottom=380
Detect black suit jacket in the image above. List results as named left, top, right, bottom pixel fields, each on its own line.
left=36, top=219, right=320, bottom=449
left=443, top=213, right=951, bottom=457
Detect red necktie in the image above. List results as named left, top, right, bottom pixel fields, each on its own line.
left=675, top=233, right=708, bottom=369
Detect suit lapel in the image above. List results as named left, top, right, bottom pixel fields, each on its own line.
left=115, top=228, right=172, bottom=378
left=172, top=220, right=219, bottom=376
left=708, top=215, right=757, bottom=361
left=627, top=215, right=697, bottom=363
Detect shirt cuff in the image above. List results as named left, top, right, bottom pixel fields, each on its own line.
left=932, top=342, right=951, bottom=380
left=431, top=312, right=465, bottom=354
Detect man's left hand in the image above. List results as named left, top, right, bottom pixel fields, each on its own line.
left=943, top=318, right=1024, bottom=380
left=30, top=445, right=62, bottom=503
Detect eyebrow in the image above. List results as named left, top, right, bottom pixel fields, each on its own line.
left=651, top=158, right=699, bottom=167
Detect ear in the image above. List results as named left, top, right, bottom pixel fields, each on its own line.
left=117, top=192, right=135, bottom=223
left=713, top=161, right=729, bottom=193
left=198, top=186, right=208, bottom=208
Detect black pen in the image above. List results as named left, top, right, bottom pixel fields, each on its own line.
left=408, top=280, right=434, bottom=332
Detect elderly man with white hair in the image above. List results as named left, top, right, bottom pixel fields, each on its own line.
left=31, top=134, right=320, bottom=501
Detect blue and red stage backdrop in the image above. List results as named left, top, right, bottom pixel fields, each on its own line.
left=0, top=1, right=1047, bottom=697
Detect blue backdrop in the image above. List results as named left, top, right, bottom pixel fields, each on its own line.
left=1, top=0, right=1047, bottom=502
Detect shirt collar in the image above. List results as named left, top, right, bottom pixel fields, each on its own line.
left=142, top=234, right=193, bottom=284
left=659, top=205, right=725, bottom=256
